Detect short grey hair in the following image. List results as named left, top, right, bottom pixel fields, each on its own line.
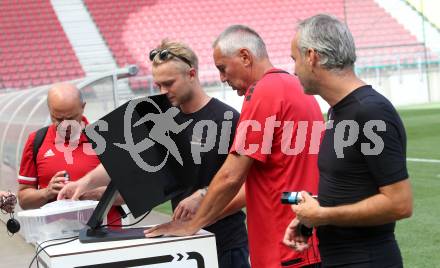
left=213, top=25, right=268, bottom=59
left=296, top=14, right=356, bottom=70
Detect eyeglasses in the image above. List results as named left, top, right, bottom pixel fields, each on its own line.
left=149, top=49, right=192, bottom=68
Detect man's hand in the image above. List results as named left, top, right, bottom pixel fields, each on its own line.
left=57, top=177, right=90, bottom=200
left=283, top=217, right=311, bottom=252
left=144, top=220, right=200, bottom=238
left=45, top=171, right=69, bottom=200
left=173, top=190, right=204, bottom=221
left=145, top=154, right=253, bottom=239
left=80, top=187, right=105, bottom=201
left=291, top=191, right=326, bottom=227
left=292, top=179, right=412, bottom=228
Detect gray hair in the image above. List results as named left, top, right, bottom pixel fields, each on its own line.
left=213, top=25, right=268, bottom=59
left=296, top=14, right=356, bottom=70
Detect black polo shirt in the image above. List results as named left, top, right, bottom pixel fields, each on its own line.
left=317, top=85, right=408, bottom=263
left=172, top=98, right=248, bottom=254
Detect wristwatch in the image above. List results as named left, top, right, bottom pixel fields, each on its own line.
left=200, top=186, right=208, bottom=197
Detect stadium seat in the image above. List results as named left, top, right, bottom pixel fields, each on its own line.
left=0, top=0, right=85, bottom=89
left=2, top=0, right=435, bottom=90
left=82, top=0, right=436, bottom=86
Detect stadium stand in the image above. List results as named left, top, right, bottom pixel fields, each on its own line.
left=1, top=0, right=438, bottom=91
left=84, top=0, right=438, bottom=87
left=0, top=0, right=85, bottom=90
left=346, top=0, right=437, bottom=68
left=84, top=0, right=344, bottom=84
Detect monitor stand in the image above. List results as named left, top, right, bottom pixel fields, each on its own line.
left=79, top=227, right=148, bottom=243
left=79, top=182, right=148, bottom=243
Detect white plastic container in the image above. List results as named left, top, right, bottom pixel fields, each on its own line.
left=17, top=200, right=98, bottom=243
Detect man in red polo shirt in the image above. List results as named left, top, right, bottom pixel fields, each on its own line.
left=145, top=25, right=323, bottom=268
left=17, top=83, right=122, bottom=224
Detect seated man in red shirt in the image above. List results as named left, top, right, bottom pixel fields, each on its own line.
left=17, top=83, right=122, bottom=224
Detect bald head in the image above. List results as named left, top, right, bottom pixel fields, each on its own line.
left=47, top=83, right=85, bottom=126
left=48, top=83, right=83, bottom=108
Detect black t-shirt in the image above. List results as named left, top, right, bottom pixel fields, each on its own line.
left=172, top=98, right=248, bottom=254
left=317, top=85, right=408, bottom=246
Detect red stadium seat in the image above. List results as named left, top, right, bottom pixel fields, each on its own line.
left=81, top=0, right=434, bottom=82
left=1, top=0, right=435, bottom=90
left=0, top=0, right=85, bottom=89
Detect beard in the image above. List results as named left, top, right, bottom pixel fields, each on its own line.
left=300, top=78, right=319, bottom=95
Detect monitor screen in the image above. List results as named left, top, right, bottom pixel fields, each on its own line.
left=85, top=94, right=197, bottom=218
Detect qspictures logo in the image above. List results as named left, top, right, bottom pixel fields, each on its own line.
left=113, top=98, right=192, bottom=172
left=55, top=96, right=386, bottom=172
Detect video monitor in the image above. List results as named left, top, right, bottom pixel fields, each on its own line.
left=80, top=94, right=197, bottom=243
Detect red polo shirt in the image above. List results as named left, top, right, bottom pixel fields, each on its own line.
left=230, top=69, right=322, bottom=268
left=18, top=116, right=121, bottom=224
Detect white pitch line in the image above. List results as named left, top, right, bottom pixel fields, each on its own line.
left=407, top=158, right=440, bottom=164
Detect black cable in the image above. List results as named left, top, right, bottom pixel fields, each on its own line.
left=100, top=210, right=151, bottom=228
left=105, top=211, right=133, bottom=226
left=34, top=236, right=79, bottom=268
left=310, top=228, right=318, bottom=264
left=6, top=214, right=16, bottom=237
left=306, top=248, right=310, bottom=266
left=302, top=228, right=319, bottom=266
left=29, top=210, right=151, bottom=267
left=29, top=236, right=78, bottom=268
left=2, top=192, right=19, bottom=236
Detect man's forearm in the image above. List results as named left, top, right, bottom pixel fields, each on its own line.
left=18, top=188, right=50, bottom=209
left=192, top=168, right=243, bottom=228
left=319, top=180, right=413, bottom=226
left=82, top=186, right=125, bottom=205
left=113, top=193, right=125, bottom=206
left=213, top=184, right=246, bottom=224
left=85, top=164, right=111, bottom=189
left=320, top=194, right=396, bottom=226
left=191, top=154, right=252, bottom=229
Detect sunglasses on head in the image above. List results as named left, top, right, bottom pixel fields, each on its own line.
left=149, top=49, right=192, bottom=68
